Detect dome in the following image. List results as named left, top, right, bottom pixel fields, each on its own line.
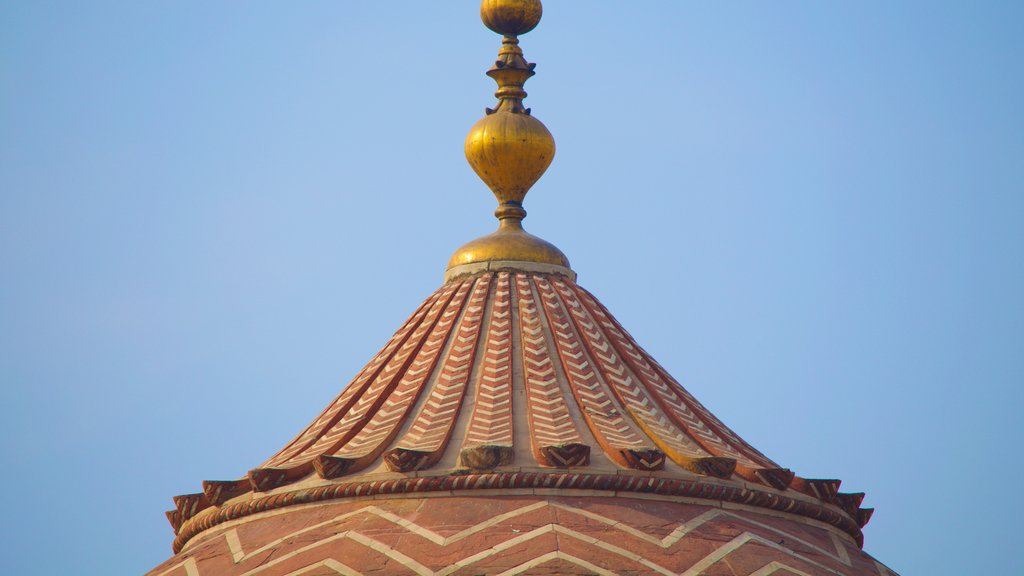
left=150, top=269, right=887, bottom=575
left=147, top=2, right=895, bottom=574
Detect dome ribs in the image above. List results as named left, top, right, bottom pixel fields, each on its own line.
left=201, top=479, right=251, bottom=506
left=257, top=285, right=446, bottom=471
left=144, top=0, right=897, bottom=562
left=384, top=274, right=491, bottom=472
left=461, top=272, right=515, bottom=470
left=643, top=347, right=778, bottom=467
left=571, top=283, right=785, bottom=485
left=515, top=274, right=591, bottom=467
left=294, top=281, right=460, bottom=453
left=165, top=273, right=873, bottom=566
left=314, top=279, right=474, bottom=478
left=553, top=277, right=738, bottom=475
left=249, top=281, right=464, bottom=490
left=534, top=276, right=662, bottom=471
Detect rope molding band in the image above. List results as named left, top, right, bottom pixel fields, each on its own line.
left=172, top=471, right=863, bottom=553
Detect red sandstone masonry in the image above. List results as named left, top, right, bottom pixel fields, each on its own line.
left=153, top=496, right=887, bottom=576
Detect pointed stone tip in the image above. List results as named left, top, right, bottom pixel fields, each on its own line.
left=460, top=445, right=515, bottom=470
left=856, top=507, right=875, bottom=527
left=165, top=510, right=182, bottom=533
left=172, top=492, right=211, bottom=519
left=836, top=492, right=866, bottom=516
left=202, top=479, right=251, bottom=506
left=539, top=443, right=590, bottom=467
left=248, top=468, right=279, bottom=491
left=248, top=466, right=308, bottom=492
left=313, top=455, right=357, bottom=479
left=736, top=465, right=793, bottom=489
left=621, top=448, right=666, bottom=471
left=754, top=467, right=795, bottom=490
left=690, top=457, right=737, bottom=479
left=383, top=448, right=433, bottom=473
left=792, top=477, right=841, bottom=502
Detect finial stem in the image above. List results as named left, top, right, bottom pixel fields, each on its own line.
left=495, top=201, right=527, bottom=222
left=465, top=0, right=553, bottom=223
left=447, top=1, right=571, bottom=274
left=486, top=37, right=535, bottom=115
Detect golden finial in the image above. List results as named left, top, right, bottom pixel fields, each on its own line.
left=447, top=0, right=571, bottom=280
left=480, top=0, right=542, bottom=36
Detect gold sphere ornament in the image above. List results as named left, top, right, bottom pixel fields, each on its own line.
left=480, top=0, right=543, bottom=36
left=464, top=110, right=554, bottom=208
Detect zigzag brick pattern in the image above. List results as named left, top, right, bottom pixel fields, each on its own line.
left=550, top=277, right=728, bottom=472
left=581, top=280, right=779, bottom=468
left=532, top=275, right=658, bottom=469
left=568, top=280, right=788, bottom=477
left=385, top=274, right=490, bottom=471
left=249, top=282, right=462, bottom=489
left=147, top=496, right=897, bottom=576
left=317, top=280, right=475, bottom=477
left=460, top=272, right=515, bottom=466
left=293, top=282, right=461, bottom=458
left=165, top=271, right=879, bottom=568
left=514, top=274, right=590, bottom=467
left=147, top=3, right=895, bottom=571
left=259, top=287, right=444, bottom=470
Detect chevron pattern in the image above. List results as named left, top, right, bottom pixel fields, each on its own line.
left=533, top=275, right=659, bottom=470
left=148, top=497, right=897, bottom=576
left=172, top=271, right=874, bottom=555
left=571, top=282, right=762, bottom=461
left=259, top=287, right=444, bottom=470
left=555, top=277, right=741, bottom=474
left=318, top=280, right=474, bottom=478
left=247, top=283, right=462, bottom=490
left=515, top=274, right=590, bottom=466
left=461, top=272, right=515, bottom=468
left=568, top=280, right=798, bottom=487
left=296, top=282, right=458, bottom=456
left=385, top=275, right=490, bottom=471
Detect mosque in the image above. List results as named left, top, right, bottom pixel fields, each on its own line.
left=147, top=2, right=895, bottom=574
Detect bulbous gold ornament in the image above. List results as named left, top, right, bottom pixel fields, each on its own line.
left=480, top=0, right=543, bottom=36
left=464, top=110, right=555, bottom=207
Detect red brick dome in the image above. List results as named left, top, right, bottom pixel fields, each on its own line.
left=147, top=2, right=895, bottom=574
left=149, top=270, right=892, bottom=576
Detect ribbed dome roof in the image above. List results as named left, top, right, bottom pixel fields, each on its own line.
left=164, top=269, right=873, bottom=554
left=149, top=2, right=894, bottom=574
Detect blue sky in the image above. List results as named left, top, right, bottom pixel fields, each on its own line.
left=2, top=2, right=1021, bottom=574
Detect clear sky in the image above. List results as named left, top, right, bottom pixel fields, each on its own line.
left=2, top=2, right=1021, bottom=574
